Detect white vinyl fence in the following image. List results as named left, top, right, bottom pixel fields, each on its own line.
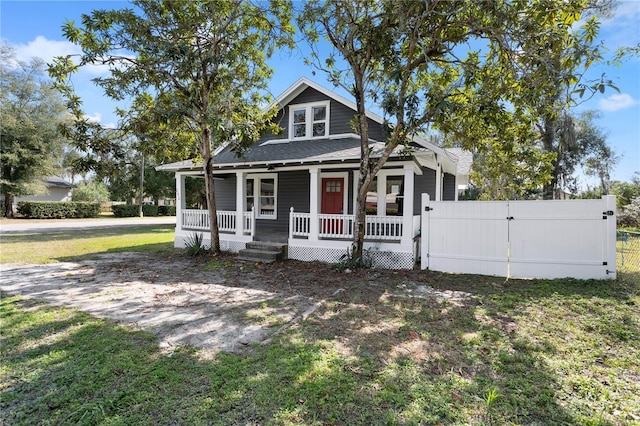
left=420, top=195, right=617, bottom=280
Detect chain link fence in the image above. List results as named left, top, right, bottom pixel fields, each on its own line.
left=617, top=230, right=640, bottom=278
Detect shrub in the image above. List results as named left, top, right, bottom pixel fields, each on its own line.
left=112, top=204, right=160, bottom=217
left=112, top=204, right=139, bottom=217
left=158, top=205, right=176, bottom=216
left=618, top=197, right=640, bottom=228
left=142, top=204, right=159, bottom=216
left=74, top=202, right=101, bottom=218
left=71, top=181, right=110, bottom=202
left=184, top=233, right=206, bottom=256
left=16, top=201, right=100, bottom=219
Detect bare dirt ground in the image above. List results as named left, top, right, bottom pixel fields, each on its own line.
left=0, top=252, right=472, bottom=358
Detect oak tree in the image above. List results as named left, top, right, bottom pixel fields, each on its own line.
left=50, top=0, right=293, bottom=253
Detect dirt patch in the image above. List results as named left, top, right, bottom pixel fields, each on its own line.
left=0, top=252, right=473, bottom=357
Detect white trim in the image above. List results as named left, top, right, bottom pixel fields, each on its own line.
left=320, top=171, right=349, bottom=215
left=270, top=77, right=386, bottom=125
left=288, top=100, right=330, bottom=139
left=246, top=173, right=278, bottom=220
left=259, top=132, right=380, bottom=146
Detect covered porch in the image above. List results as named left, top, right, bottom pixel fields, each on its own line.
left=173, top=163, right=429, bottom=268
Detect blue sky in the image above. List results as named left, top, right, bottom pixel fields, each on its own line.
left=1, top=0, right=638, bottom=186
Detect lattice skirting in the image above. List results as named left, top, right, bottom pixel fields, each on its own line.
left=288, top=245, right=415, bottom=270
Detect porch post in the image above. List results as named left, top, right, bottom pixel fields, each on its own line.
left=309, top=166, right=320, bottom=241
left=176, top=173, right=185, bottom=231
left=235, top=171, right=245, bottom=236
left=401, top=165, right=415, bottom=246
left=377, top=174, right=386, bottom=216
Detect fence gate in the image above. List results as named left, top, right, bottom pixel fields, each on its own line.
left=421, top=195, right=617, bottom=280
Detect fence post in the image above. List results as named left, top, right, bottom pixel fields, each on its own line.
left=420, top=193, right=430, bottom=270
left=604, top=195, right=617, bottom=279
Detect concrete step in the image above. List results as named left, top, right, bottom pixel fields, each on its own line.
left=237, top=248, right=279, bottom=263
left=246, top=241, right=286, bottom=252
left=238, top=241, right=288, bottom=264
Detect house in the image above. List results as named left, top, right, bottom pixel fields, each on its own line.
left=158, top=78, right=471, bottom=269
left=2, top=176, right=75, bottom=205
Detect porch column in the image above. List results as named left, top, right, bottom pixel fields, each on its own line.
left=377, top=174, right=386, bottom=216
left=235, top=171, right=245, bottom=236
left=176, top=173, right=185, bottom=231
left=401, top=165, right=415, bottom=246
left=309, top=166, right=320, bottom=241
left=435, top=162, right=442, bottom=201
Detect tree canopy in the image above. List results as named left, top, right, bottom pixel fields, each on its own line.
left=50, top=0, right=294, bottom=253
left=1, top=43, right=68, bottom=217
left=300, top=0, right=606, bottom=258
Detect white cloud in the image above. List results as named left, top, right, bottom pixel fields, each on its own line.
left=83, top=113, right=116, bottom=128
left=83, top=112, right=102, bottom=123
left=8, top=35, right=110, bottom=75
left=13, top=36, right=80, bottom=65
left=599, top=93, right=639, bottom=112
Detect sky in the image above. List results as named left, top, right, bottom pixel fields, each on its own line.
left=1, top=0, right=639, bottom=187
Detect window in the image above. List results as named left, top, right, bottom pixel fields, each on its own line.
left=386, top=176, right=404, bottom=216
left=365, top=175, right=404, bottom=216
left=289, top=101, right=329, bottom=139
left=246, top=174, right=277, bottom=219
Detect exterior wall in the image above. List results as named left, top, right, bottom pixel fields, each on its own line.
left=214, top=174, right=237, bottom=211
left=412, top=168, right=436, bottom=215
left=262, top=87, right=387, bottom=141
left=443, top=173, right=456, bottom=201
left=12, top=187, right=73, bottom=203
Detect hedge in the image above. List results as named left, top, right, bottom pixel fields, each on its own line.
left=158, top=205, right=176, bottom=216
left=112, top=204, right=177, bottom=217
left=16, top=201, right=101, bottom=219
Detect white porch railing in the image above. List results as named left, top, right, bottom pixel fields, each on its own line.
left=289, top=208, right=411, bottom=241
left=182, top=208, right=254, bottom=235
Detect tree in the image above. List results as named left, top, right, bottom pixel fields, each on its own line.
left=300, top=0, right=592, bottom=259
left=514, top=1, right=617, bottom=199
left=50, top=0, right=294, bottom=254
left=0, top=43, right=67, bottom=218
left=72, top=180, right=111, bottom=202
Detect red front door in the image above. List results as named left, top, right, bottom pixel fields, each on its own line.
left=321, top=178, right=344, bottom=234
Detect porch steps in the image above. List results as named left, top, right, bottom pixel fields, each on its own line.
left=237, top=242, right=287, bottom=264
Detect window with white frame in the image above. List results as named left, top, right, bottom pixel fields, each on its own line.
left=289, top=101, right=329, bottom=139
left=246, top=174, right=277, bottom=219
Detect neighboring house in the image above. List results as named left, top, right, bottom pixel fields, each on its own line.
left=158, top=78, right=471, bottom=269
left=2, top=176, right=75, bottom=205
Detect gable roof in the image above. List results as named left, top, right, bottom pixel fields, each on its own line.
left=157, top=78, right=468, bottom=176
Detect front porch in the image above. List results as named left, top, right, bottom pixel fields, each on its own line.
left=175, top=208, right=421, bottom=269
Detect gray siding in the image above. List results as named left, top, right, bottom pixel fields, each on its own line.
left=214, top=175, right=236, bottom=210
left=255, top=87, right=387, bottom=142
left=257, top=170, right=310, bottom=235
left=443, top=173, right=456, bottom=201
left=413, top=168, right=437, bottom=215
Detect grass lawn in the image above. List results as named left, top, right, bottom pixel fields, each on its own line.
left=0, top=225, right=175, bottom=264
left=1, top=227, right=639, bottom=425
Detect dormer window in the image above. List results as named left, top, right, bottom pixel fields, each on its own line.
left=289, top=101, right=330, bottom=139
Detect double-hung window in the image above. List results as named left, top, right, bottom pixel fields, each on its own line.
left=246, top=174, right=277, bottom=219
left=289, top=101, right=330, bottom=139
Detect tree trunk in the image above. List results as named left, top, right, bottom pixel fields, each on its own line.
left=541, top=118, right=557, bottom=200
left=4, top=193, right=15, bottom=218
left=201, top=124, right=221, bottom=254
left=352, top=76, right=371, bottom=261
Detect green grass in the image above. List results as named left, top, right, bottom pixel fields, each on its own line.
left=1, top=226, right=639, bottom=424
left=2, top=275, right=639, bottom=424
left=0, top=225, right=175, bottom=264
